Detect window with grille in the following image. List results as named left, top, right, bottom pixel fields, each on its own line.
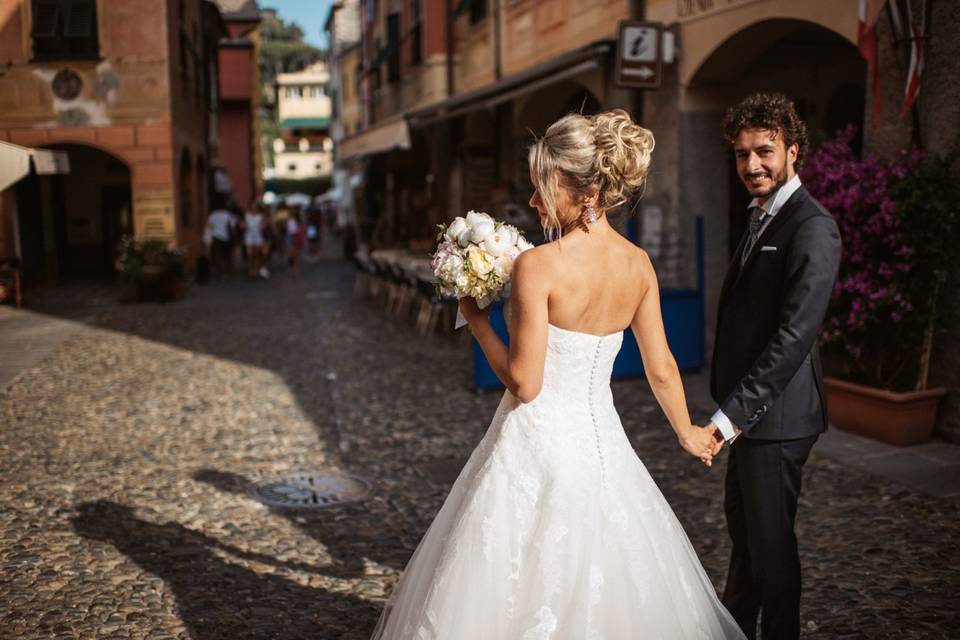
left=32, top=0, right=100, bottom=61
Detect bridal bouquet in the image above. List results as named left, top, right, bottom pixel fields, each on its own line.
left=433, top=211, right=532, bottom=322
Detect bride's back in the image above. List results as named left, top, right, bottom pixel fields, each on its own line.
left=538, top=222, right=649, bottom=338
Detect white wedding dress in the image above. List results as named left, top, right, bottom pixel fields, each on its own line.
left=372, top=323, right=746, bottom=639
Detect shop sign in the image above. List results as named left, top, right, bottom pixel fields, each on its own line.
left=616, top=21, right=664, bottom=89
left=134, top=193, right=175, bottom=240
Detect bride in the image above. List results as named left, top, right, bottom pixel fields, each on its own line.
left=371, top=110, right=745, bottom=639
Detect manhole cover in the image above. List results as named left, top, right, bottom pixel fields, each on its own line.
left=250, top=472, right=371, bottom=509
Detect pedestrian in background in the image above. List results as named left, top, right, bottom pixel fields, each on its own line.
left=206, top=201, right=235, bottom=279
left=243, top=199, right=267, bottom=279
left=286, top=208, right=305, bottom=276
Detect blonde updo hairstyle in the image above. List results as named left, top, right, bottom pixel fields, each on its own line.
left=528, top=109, right=654, bottom=238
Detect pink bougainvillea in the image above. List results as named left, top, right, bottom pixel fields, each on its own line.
left=802, top=127, right=955, bottom=390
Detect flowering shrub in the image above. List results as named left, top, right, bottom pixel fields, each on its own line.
left=116, top=236, right=187, bottom=302
left=803, top=127, right=958, bottom=390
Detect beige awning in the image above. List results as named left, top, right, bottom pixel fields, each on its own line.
left=338, top=117, right=411, bottom=161
left=0, top=141, right=70, bottom=191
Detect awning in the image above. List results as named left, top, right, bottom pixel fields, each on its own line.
left=0, top=141, right=70, bottom=191
left=280, top=117, right=331, bottom=129
left=338, top=117, right=411, bottom=161
left=407, top=41, right=613, bottom=127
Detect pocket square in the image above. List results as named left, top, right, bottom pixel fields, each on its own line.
left=760, top=246, right=778, bottom=252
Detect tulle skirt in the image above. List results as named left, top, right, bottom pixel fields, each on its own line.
left=371, top=391, right=745, bottom=640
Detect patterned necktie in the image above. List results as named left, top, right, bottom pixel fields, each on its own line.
left=741, top=206, right=768, bottom=266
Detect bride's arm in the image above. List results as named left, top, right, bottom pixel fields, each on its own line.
left=630, top=253, right=717, bottom=462
left=461, top=250, right=549, bottom=403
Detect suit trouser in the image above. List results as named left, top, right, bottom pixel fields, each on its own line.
left=721, top=433, right=818, bottom=640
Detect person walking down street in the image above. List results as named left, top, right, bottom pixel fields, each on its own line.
left=206, top=203, right=235, bottom=279
left=260, top=208, right=277, bottom=276
left=286, top=208, right=306, bottom=277
left=306, top=209, right=321, bottom=260
left=243, top=201, right=268, bottom=279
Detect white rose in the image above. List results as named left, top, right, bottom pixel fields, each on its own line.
left=457, top=228, right=473, bottom=247
left=440, top=254, right=464, bottom=280
left=517, top=236, right=534, bottom=252
left=445, top=217, right=468, bottom=243
left=470, top=221, right=496, bottom=244
left=507, top=226, right=520, bottom=247
left=492, top=255, right=512, bottom=279
left=482, top=231, right=512, bottom=257
left=467, top=246, right=494, bottom=278
left=466, top=210, right=494, bottom=227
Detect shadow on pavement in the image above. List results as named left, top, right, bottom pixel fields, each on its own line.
left=71, top=499, right=380, bottom=640
left=192, top=469, right=414, bottom=576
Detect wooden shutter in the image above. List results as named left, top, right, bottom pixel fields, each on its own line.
left=64, top=0, right=95, bottom=38
left=32, top=0, right=60, bottom=38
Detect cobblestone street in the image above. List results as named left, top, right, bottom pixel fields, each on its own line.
left=1, top=260, right=958, bottom=639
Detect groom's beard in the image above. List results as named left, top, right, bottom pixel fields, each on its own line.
left=743, top=165, right=789, bottom=201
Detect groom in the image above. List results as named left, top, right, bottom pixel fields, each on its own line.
left=707, top=93, right=841, bottom=639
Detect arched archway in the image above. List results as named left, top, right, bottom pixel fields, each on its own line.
left=656, top=17, right=866, bottom=352
left=16, top=143, right=132, bottom=280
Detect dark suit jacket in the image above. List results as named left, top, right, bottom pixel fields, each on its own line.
left=710, top=185, right=842, bottom=440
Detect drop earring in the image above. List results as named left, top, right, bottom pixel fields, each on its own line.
left=585, top=204, right=598, bottom=224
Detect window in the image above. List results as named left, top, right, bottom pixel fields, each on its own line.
left=386, top=13, right=400, bottom=83
left=309, top=86, right=325, bottom=99
left=285, top=86, right=304, bottom=99
left=32, top=0, right=100, bottom=61
left=410, top=0, right=422, bottom=66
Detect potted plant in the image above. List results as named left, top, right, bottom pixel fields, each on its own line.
left=116, top=236, right=188, bottom=303
left=802, top=128, right=958, bottom=445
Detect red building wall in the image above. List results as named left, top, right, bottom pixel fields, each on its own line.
left=219, top=106, right=254, bottom=208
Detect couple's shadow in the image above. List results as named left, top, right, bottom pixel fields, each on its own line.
left=71, top=499, right=383, bottom=640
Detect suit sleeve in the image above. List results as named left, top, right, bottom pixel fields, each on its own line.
left=719, top=214, right=841, bottom=433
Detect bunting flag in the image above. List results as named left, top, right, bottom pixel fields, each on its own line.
left=900, top=0, right=925, bottom=116
left=858, top=0, right=887, bottom=131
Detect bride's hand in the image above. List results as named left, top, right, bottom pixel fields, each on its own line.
left=679, top=425, right=718, bottom=467
left=458, top=297, right=491, bottom=326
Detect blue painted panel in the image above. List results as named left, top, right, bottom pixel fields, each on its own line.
left=473, top=294, right=705, bottom=390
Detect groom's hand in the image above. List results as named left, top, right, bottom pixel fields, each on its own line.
left=707, top=422, right=725, bottom=456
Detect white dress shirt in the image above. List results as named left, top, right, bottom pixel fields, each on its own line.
left=712, top=173, right=803, bottom=442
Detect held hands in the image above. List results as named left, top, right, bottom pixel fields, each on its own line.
left=679, top=424, right=724, bottom=467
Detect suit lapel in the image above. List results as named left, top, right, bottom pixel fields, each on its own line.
left=731, top=186, right=810, bottom=289
left=718, top=232, right=748, bottom=309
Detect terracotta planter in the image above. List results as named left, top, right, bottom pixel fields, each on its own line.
left=824, top=377, right=947, bottom=446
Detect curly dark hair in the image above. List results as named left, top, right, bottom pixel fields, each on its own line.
left=722, top=92, right=809, bottom=170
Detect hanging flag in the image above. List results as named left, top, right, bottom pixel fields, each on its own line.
left=858, top=0, right=887, bottom=131
left=901, top=0, right=925, bottom=116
